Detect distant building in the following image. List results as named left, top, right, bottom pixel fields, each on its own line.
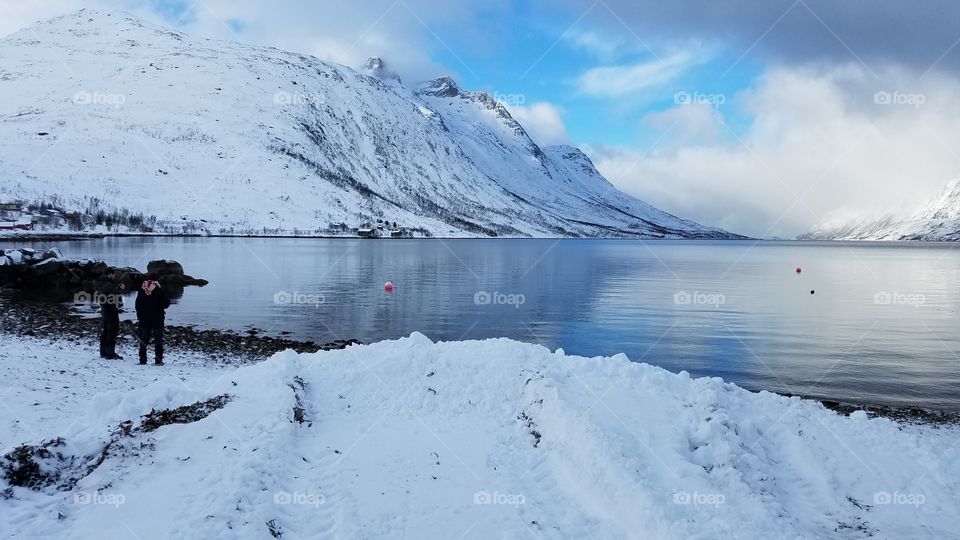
left=0, top=203, right=22, bottom=221
left=357, top=228, right=378, bottom=238
left=32, top=208, right=64, bottom=227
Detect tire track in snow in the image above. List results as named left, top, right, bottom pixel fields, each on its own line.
left=278, top=370, right=352, bottom=540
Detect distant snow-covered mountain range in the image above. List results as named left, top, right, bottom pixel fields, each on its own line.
left=0, top=10, right=741, bottom=238
left=801, top=179, right=960, bottom=241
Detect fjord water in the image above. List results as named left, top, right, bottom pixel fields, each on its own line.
left=24, top=237, right=960, bottom=410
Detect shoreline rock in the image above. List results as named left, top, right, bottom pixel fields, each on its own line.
left=0, top=248, right=208, bottom=300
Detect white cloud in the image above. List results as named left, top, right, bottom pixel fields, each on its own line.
left=577, top=49, right=701, bottom=98
left=507, top=102, right=570, bottom=146
left=564, top=30, right=627, bottom=60
left=642, top=103, right=724, bottom=148
left=180, top=0, right=459, bottom=82
left=587, top=64, right=960, bottom=238
left=0, top=0, right=501, bottom=83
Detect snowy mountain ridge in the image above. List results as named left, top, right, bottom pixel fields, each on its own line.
left=801, top=179, right=960, bottom=241
left=0, top=10, right=739, bottom=238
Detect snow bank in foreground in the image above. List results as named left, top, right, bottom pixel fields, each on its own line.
left=1, top=333, right=957, bottom=539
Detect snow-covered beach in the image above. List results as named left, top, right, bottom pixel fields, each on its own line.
left=1, top=331, right=957, bottom=539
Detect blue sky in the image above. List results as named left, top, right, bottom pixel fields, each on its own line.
left=384, top=2, right=764, bottom=150
left=431, top=28, right=764, bottom=148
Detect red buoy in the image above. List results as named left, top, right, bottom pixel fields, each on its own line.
left=796, top=267, right=802, bottom=274
left=384, top=281, right=394, bottom=292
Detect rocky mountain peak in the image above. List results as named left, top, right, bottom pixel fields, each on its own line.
left=417, top=76, right=461, bottom=98
left=361, top=56, right=401, bottom=84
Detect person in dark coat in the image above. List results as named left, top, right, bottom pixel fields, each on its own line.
left=135, top=273, right=171, bottom=365
left=96, top=267, right=125, bottom=359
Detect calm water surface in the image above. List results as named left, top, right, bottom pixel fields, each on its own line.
left=8, top=237, right=960, bottom=410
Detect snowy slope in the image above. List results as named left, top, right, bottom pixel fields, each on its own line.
left=0, top=10, right=738, bottom=239
left=802, top=179, right=960, bottom=241
left=2, top=333, right=957, bottom=539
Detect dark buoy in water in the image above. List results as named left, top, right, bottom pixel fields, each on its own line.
left=810, top=290, right=815, bottom=295
left=796, top=267, right=802, bottom=274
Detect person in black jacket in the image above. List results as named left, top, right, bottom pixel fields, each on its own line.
left=96, top=267, right=125, bottom=360
left=135, top=274, right=171, bottom=365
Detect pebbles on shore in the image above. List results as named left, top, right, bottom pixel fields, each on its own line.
left=0, top=297, right=360, bottom=362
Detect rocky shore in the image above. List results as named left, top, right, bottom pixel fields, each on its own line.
left=0, top=296, right=360, bottom=362
left=803, top=395, right=959, bottom=425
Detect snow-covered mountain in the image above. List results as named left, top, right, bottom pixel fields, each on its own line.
left=0, top=10, right=739, bottom=238
left=801, top=180, right=960, bottom=241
